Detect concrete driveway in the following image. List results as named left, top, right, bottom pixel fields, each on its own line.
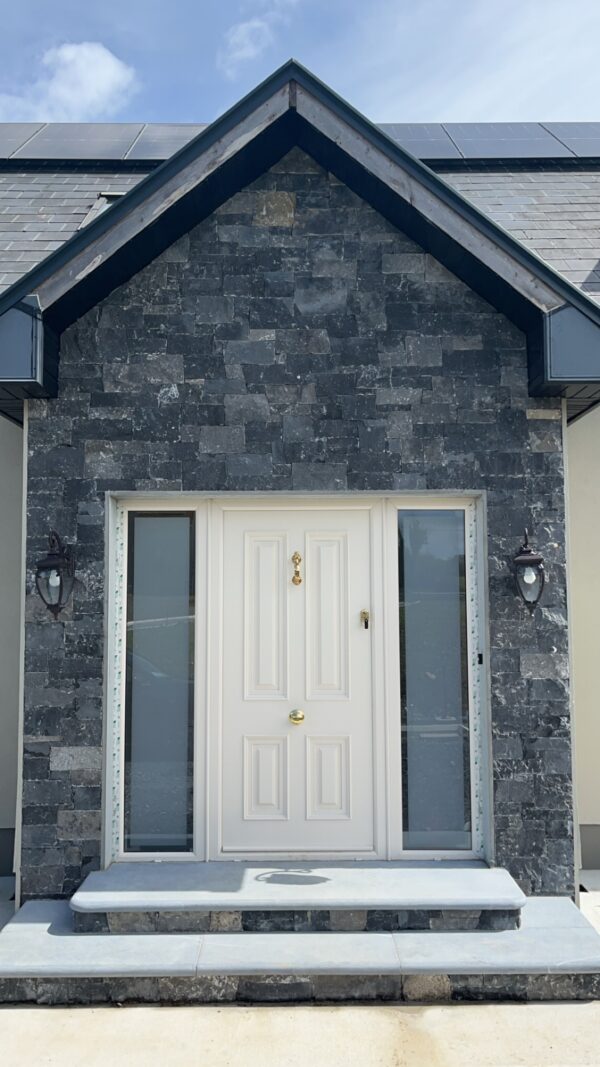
left=2, top=1001, right=600, bottom=1066
left=2, top=892, right=600, bottom=1067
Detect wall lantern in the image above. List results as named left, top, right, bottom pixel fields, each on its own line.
left=35, top=532, right=75, bottom=619
left=513, top=529, right=545, bottom=612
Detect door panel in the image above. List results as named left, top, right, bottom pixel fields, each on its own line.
left=306, top=735, right=351, bottom=820
left=243, top=736, right=289, bottom=820
left=221, top=507, right=375, bottom=853
left=244, top=534, right=288, bottom=700
left=305, top=533, right=349, bottom=699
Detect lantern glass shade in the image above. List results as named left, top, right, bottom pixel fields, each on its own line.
left=513, top=530, right=545, bottom=611
left=35, top=533, right=75, bottom=618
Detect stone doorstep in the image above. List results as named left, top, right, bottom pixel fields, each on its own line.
left=73, top=907, right=520, bottom=934
left=69, top=860, right=527, bottom=918
left=1, top=898, right=600, bottom=1006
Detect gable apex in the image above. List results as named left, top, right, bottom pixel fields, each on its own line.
left=1, top=59, right=600, bottom=421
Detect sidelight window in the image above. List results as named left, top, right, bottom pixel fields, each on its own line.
left=124, top=512, right=195, bottom=852
left=398, top=508, right=472, bottom=850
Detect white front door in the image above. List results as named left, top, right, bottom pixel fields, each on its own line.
left=108, top=494, right=488, bottom=864
left=219, top=506, right=376, bottom=854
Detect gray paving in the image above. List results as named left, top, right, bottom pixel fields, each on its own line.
left=197, top=931, right=401, bottom=975
left=70, top=861, right=526, bottom=914
left=0, top=901, right=202, bottom=978
left=1, top=898, right=600, bottom=979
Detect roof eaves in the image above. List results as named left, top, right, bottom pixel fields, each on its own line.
left=0, top=60, right=600, bottom=329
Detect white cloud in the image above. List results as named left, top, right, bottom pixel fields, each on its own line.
left=217, top=1, right=300, bottom=80
left=0, top=42, right=138, bottom=122
left=217, top=19, right=275, bottom=80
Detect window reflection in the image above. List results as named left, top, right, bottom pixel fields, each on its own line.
left=124, top=513, right=195, bottom=852
left=398, top=509, right=471, bottom=850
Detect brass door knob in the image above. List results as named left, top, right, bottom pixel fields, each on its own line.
left=289, top=709, right=305, bottom=725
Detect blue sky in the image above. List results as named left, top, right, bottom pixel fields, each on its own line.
left=0, top=0, right=599, bottom=124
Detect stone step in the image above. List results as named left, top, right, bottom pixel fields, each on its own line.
left=1, top=898, right=600, bottom=1004
left=70, top=860, right=526, bottom=934
left=73, top=906, right=520, bottom=934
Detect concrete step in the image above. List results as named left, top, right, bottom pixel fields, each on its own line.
left=1, top=898, right=600, bottom=1003
left=70, top=860, right=526, bottom=934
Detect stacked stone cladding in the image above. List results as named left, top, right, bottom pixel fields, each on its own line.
left=22, top=147, right=571, bottom=899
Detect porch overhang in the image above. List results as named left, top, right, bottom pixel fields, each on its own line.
left=1, top=60, right=600, bottom=425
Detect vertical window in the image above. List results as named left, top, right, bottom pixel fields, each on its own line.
left=398, top=509, right=472, bottom=850
left=124, top=512, right=195, bottom=852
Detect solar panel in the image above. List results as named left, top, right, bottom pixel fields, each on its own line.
left=443, top=122, right=574, bottom=159
left=127, top=124, right=207, bottom=161
left=4, top=120, right=600, bottom=165
left=0, top=123, right=45, bottom=159
left=379, top=123, right=462, bottom=160
left=12, top=123, right=144, bottom=160
left=543, top=123, right=600, bottom=157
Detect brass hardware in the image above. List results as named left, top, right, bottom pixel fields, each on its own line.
left=291, top=551, right=302, bottom=586
left=360, top=609, right=370, bottom=630
left=289, top=709, right=305, bottom=725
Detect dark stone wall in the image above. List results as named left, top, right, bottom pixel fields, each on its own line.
left=22, top=148, right=572, bottom=899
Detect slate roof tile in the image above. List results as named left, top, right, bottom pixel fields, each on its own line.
left=440, top=166, right=600, bottom=301
left=0, top=153, right=600, bottom=305
left=0, top=169, right=146, bottom=292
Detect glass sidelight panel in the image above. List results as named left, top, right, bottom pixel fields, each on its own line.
left=124, top=513, right=195, bottom=852
left=398, top=509, right=472, bottom=850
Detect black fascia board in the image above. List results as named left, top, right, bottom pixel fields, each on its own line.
left=0, top=58, right=600, bottom=331
left=294, top=115, right=543, bottom=336
left=44, top=110, right=549, bottom=401
left=0, top=62, right=307, bottom=320
left=0, top=59, right=599, bottom=405
left=3, top=110, right=592, bottom=405
left=43, top=114, right=297, bottom=334
left=292, top=115, right=555, bottom=399
left=40, top=108, right=544, bottom=342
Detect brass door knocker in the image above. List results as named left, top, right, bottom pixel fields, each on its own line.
left=291, top=551, right=302, bottom=585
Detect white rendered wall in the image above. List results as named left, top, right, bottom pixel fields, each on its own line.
left=568, top=405, right=600, bottom=866
left=0, top=416, right=22, bottom=871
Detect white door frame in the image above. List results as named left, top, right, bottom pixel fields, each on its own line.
left=103, top=492, right=491, bottom=864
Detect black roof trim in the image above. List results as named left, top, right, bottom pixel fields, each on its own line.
left=1, top=59, right=597, bottom=327
left=1, top=60, right=600, bottom=424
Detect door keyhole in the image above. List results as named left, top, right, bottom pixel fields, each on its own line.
left=360, top=610, right=370, bottom=630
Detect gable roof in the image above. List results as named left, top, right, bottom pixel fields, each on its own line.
left=1, top=59, right=600, bottom=425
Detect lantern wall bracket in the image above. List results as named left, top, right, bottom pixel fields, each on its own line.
left=35, top=531, right=75, bottom=619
